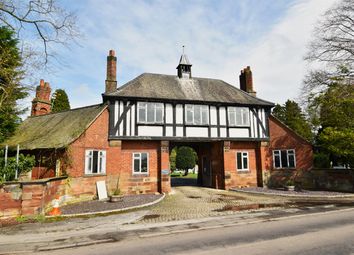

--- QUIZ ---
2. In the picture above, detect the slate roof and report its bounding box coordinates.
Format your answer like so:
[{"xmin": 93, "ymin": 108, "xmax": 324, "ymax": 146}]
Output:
[
  {"xmin": 2, "ymin": 104, "xmax": 107, "ymax": 150},
  {"xmin": 178, "ymin": 54, "xmax": 192, "ymax": 66},
  {"xmin": 105, "ymin": 73, "xmax": 273, "ymax": 106}
]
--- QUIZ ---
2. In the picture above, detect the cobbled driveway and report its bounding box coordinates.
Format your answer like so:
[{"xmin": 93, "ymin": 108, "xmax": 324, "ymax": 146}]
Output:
[{"xmin": 138, "ymin": 186, "xmax": 289, "ymax": 223}]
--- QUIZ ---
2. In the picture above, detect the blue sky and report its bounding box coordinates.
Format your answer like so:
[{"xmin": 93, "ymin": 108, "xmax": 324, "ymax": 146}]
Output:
[{"xmin": 24, "ymin": 0, "xmax": 337, "ymax": 114}]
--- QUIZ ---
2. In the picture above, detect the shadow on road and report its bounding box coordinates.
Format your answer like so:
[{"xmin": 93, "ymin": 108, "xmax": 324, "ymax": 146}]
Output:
[{"xmin": 171, "ymin": 177, "xmax": 198, "ymax": 187}]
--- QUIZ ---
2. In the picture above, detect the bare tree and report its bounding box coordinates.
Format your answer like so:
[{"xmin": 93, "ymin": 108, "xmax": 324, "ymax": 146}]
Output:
[
  {"xmin": 305, "ymin": 0, "xmax": 354, "ymax": 67},
  {"xmin": 0, "ymin": 0, "xmax": 79, "ymax": 64}
]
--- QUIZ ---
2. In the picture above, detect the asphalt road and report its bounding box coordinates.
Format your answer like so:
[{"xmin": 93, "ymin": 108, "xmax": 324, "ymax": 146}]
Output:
[{"xmin": 44, "ymin": 208, "xmax": 354, "ymax": 255}]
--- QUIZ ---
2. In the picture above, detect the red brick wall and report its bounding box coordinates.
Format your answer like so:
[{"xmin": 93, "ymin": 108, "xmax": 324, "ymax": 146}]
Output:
[
  {"xmin": 66, "ymin": 109, "xmax": 162, "ymax": 196},
  {"xmin": 0, "ymin": 177, "xmax": 66, "ymax": 218},
  {"xmin": 0, "ymin": 184, "xmax": 22, "ymax": 218},
  {"xmin": 224, "ymin": 141, "xmax": 258, "ymax": 189},
  {"xmin": 268, "ymin": 116, "xmax": 313, "ymax": 171}
]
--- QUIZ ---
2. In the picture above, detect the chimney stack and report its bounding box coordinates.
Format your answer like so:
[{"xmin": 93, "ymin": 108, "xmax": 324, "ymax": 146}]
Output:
[
  {"xmin": 239, "ymin": 66, "xmax": 256, "ymax": 97},
  {"xmin": 31, "ymin": 79, "xmax": 52, "ymax": 116},
  {"xmin": 105, "ymin": 49, "xmax": 117, "ymax": 93}
]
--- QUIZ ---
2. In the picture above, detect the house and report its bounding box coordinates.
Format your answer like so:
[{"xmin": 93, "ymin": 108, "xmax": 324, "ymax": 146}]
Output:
[{"xmin": 3, "ymin": 50, "xmax": 313, "ymax": 201}]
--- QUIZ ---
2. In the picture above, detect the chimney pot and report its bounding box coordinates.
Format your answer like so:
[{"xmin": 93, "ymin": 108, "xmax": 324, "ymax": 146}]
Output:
[{"xmin": 109, "ymin": 49, "xmax": 115, "ymax": 57}]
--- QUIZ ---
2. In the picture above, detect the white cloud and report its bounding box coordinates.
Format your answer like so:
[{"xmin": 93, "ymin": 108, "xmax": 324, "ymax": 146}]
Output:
[{"xmin": 22, "ymin": 0, "xmax": 337, "ymax": 119}]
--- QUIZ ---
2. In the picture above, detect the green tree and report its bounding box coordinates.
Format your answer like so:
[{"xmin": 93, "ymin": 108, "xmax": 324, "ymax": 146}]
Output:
[
  {"xmin": 303, "ymin": 0, "xmax": 354, "ymax": 167},
  {"xmin": 0, "ymin": 26, "xmax": 27, "ymax": 143},
  {"xmin": 272, "ymin": 100, "xmax": 313, "ymax": 141},
  {"xmin": 314, "ymin": 82, "xmax": 354, "ymax": 166},
  {"xmin": 0, "ymin": 150, "xmax": 35, "ymax": 183},
  {"xmin": 176, "ymin": 146, "xmax": 197, "ymax": 176},
  {"xmin": 169, "ymin": 147, "xmax": 177, "ymax": 172},
  {"xmin": 51, "ymin": 89, "xmax": 70, "ymax": 113}
]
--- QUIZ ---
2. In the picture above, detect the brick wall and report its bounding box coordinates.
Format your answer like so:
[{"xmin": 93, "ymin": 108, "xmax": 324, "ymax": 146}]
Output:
[
  {"xmin": 65, "ymin": 109, "xmax": 163, "ymax": 196},
  {"xmin": 224, "ymin": 141, "xmax": 258, "ymax": 189},
  {"xmin": 268, "ymin": 116, "xmax": 313, "ymax": 171},
  {"xmin": 0, "ymin": 177, "xmax": 66, "ymax": 218}
]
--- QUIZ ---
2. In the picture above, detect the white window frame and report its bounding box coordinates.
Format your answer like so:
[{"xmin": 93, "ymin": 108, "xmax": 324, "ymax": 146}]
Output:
[
  {"xmin": 132, "ymin": 152, "xmax": 149, "ymax": 174},
  {"xmin": 273, "ymin": 149, "xmax": 296, "ymax": 169},
  {"xmin": 236, "ymin": 151, "xmax": 249, "ymax": 171},
  {"xmin": 228, "ymin": 107, "xmax": 250, "ymax": 126},
  {"xmin": 85, "ymin": 150, "xmax": 106, "ymax": 175},
  {"xmin": 185, "ymin": 104, "xmax": 209, "ymax": 125},
  {"xmin": 137, "ymin": 102, "xmax": 164, "ymax": 124}
]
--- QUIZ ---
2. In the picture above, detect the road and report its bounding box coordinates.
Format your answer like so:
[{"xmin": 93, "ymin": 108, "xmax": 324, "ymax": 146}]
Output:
[{"xmin": 43, "ymin": 208, "xmax": 354, "ymax": 255}]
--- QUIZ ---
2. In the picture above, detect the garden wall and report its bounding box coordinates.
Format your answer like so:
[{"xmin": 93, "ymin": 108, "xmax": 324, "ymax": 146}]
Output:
[
  {"xmin": 0, "ymin": 177, "xmax": 67, "ymax": 218},
  {"xmin": 268, "ymin": 169, "xmax": 354, "ymax": 192}
]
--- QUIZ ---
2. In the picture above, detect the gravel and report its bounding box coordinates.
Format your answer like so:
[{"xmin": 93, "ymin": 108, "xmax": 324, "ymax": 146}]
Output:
[
  {"xmin": 232, "ymin": 187, "xmax": 354, "ymax": 197},
  {"xmin": 60, "ymin": 194, "xmax": 163, "ymax": 215}
]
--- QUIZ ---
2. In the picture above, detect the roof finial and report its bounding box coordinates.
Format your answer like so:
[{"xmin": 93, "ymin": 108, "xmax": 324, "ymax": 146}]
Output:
[{"xmin": 182, "ymin": 45, "xmax": 185, "ymax": 54}]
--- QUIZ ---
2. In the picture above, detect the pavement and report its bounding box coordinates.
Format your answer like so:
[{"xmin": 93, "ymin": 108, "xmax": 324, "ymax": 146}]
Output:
[{"xmin": 0, "ymin": 185, "xmax": 353, "ymax": 254}]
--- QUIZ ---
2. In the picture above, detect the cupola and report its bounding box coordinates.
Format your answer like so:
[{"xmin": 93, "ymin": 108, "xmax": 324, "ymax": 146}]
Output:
[{"xmin": 176, "ymin": 46, "xmax": 192, "ymax": 79}]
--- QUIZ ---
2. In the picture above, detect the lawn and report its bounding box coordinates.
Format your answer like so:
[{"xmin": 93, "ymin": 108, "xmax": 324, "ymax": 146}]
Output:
[{"xmin": 170, "ymin": 172, "xmax": 198, "ymax": 179}]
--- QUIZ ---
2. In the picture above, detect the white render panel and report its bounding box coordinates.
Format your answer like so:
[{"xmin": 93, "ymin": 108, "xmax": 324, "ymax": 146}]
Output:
[
  {"xmin": 166, "ymin": 126, "xmax": 173, "ymax": 136},
  {"xmin": 126, "ymin": 102, "xmax": 131, "ymax": 136},
  {"xmin": 220, "ymin": 128, "xmax": 227, "ymax": 137},
  {"xmin": 166, "ymin": 104, "xmax": 173, "ymax": 123},
  {"xmin": 138, "ymin": 126, "xmax": 163, "ymax": 136},
  {"xmin": 229, "ymin": 128, "xmax": 249, "ymax": 138},
  {"xmin": 210, "ymin": 106, "xmax": 217, "ymax": 125},
  {"xmin": 114, "ymin": 101, "xmax": 119, "ymax": 136},
  {"xmin": 211, "ymin": 127, "xmax": 218, "ymax": 137},
  {"xmin": 176, "ymin": 104, "xmax": 183, "ymax": 124},
  {"xmin": 176, "ymin": 127, "xmax": 183, "ymax": 136},
  {"xmin": 186, "ymin": 127, "xmax": 208, "ymax": 137},
  {"xmin": 253, "ymin": 110, "xmax": 258, "ymax": 138},
  {"xmin": 219, "ymin": 107, "xmax": 226, "ymax": 125},
  {"xmin": 131, "ymin": 104, "xmax": 135, "ymax": 136},
  {"xmin": 262, "ymin": 109, "xmax": 266, "ymax": 138},
  {"xmin": 119, "ymin": 101, "xmax": 124, "ymax": 136},
  {"xmin": 249, "ymin": 110, "xmax": 254, "ymax": 137}
]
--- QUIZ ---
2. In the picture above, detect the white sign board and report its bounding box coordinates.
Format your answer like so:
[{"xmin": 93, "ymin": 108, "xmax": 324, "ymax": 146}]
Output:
[{"xmin": 96, "ymin": 181, "xmax": 108, "ymax": 200}]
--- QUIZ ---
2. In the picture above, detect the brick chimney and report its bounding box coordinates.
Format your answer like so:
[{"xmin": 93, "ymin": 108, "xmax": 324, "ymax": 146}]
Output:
[
  {"xmin": 105, "ymin": 49, "xmax": 117, "ymax": 93},
  {"xmin": 31, "ymin": 79, "xmax": 52, "ymax": 116},
  {"xmin": 239, "ymin": 66, "xmax": 256, "ymax": 97}
]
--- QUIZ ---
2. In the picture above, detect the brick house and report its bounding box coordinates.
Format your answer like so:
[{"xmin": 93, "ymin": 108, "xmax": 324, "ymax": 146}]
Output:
[{"xmin": 3, "ymin": 50, "xmax": 313, "ymax": 200}]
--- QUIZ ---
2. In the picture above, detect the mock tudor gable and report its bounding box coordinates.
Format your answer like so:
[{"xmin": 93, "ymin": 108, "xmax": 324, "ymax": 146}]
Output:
[{"xmin": 103, "ymin": 52, "xmax": 274, "ymax": 142}]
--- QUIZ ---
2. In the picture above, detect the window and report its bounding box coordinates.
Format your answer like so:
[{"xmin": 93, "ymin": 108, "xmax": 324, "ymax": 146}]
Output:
[
  {"xmin": 185, "ymin": 104, "xmax": 209, "ymax": 125},
  {"xmin": 85, "ymin": 150, "xmax": 106, "ymax": 174},
  {"xmin": 133, "ymin": 153, "xmax": 149, "ymax": 174},
  {"xmin": 228, "ymin": 107, "xmax": 250, "ymax": 126},
  {"xmin": 273, "ymin": 149, "xmax": 296, "ymax": 169},
  {"xmin": 138, "ymin": 102, "xmax": 163, "ymax": 123},
  {"xmin": 236, "ymin": 152, "xmax": 249, "ymax": 171}
]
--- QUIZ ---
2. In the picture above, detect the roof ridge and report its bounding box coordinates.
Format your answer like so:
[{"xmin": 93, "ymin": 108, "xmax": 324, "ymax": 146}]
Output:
[{"xmin": 28, "ymin": 103, "xmax": 105, "ymax": 119}]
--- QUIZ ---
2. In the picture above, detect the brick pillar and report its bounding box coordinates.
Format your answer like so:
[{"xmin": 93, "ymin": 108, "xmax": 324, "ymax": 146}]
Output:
[
  {"xmin": 160, "ymin": 141, "xmax": 171, "ymax": 193},
  {"xmin": 257, "ymin": 141, "xmax": 269, "ymax": 187},
  {"xmin": 223, "ymin": 141, "xmax": 233, "ymax": 190}
]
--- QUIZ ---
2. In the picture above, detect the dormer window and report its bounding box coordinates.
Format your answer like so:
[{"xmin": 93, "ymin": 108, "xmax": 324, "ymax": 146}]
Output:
[{"xmin": 138, "ymin": 102, "xmax": 164, "ymax": 124}]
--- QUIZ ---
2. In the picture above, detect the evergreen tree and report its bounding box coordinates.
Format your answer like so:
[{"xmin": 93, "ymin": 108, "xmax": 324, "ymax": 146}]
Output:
[
  {"xmin": 272, "ymin": 100, "xmax": 313, "ymax": 141},
  {"xmin": 0, "ymin": 26, "xmax": 27, "ymax": 143},
  {"xmin": 176, "ymin": 146, "xmax": 197, "ymax": 176},
  {"xmin": 51, "ymin": 89, "xmax": 70, "ymax": 113}
]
